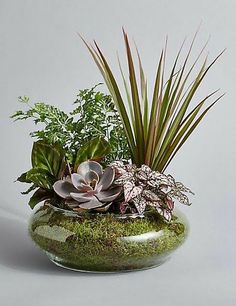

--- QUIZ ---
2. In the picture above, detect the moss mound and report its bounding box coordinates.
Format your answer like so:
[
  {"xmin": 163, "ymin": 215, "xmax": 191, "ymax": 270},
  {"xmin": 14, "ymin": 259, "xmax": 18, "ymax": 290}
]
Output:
[{"xmin": 29, "ymin": 204, "xmax": 188, "ymax": 272}]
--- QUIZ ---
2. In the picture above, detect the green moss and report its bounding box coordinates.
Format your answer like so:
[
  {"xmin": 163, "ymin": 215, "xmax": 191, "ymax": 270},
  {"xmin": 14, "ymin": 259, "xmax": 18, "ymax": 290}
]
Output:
[{"xmin": 29, "ymin": 204, "xmax": 188, "ymax": 272}]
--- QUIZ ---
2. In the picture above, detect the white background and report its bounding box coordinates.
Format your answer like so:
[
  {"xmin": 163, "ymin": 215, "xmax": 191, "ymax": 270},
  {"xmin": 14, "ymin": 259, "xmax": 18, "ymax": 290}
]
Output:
[{"xmin": 0, "ymin": 0, "xmax": 235, "ymax": 305}]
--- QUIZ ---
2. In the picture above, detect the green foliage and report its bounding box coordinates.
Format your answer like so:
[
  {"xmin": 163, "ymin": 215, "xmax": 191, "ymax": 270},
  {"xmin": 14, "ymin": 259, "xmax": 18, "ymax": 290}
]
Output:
[
  {"xmin": 28, "ymin": 188, "xmax": 54, "ymax": 209},
  {"xmin": 71, "ymin": 84, "xmax": 131, "ymax": 163},
  {"xmin": 82, "ymin": 31, "xmax": 224, "ymax": 171},
  {"xmin": 17, "ymin": 140, "xmax": 67, "ymax": 208},
  {"xmin": 11, "ymin": 85, "xmax": 131, "ymax": 165},
  {"xmin": 31, "ymin": 141, "xmax": 66, "ymax": 178},
  {"xmin": 74, "ymin": 137, "xmax": 110, "ymax": 169},
  {"xmin": 21, "ymin": 184, "xmax": 37, "ymax": 195},
  {"xmin": 12, "ymin": 86, "xmax": 131, "ymax": 209},
  {"xmin": 17, "ymin": 171, "xmax": 32, "ymax": 183},
  {"xmin": 26, "ymin": 168, "xmax": 55, "ymax": 190}
]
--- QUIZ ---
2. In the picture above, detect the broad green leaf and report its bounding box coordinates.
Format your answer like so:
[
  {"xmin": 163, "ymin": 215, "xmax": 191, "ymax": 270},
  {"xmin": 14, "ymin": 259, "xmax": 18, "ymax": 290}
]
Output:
[
  {"xmin": 26, "ymin": 168, "xmax": 55, "ymax": 189},
  {"xmin": 31, "ymin": 141, "xmax": 66, "ymax": 178},
  {"xmin": 28, "ymin": 188, "xmax": 53, "ymax": 209},
  {"xmin": 21, "ymin": 184, "xmax": 37, "ymax": 195},
  {"xmin": 17, "ymin": 171, "xmax": 32, "ymax": 183},
  {"xmin": 75, "ymin": 137, "xmax": 111, "ymax": 168}
]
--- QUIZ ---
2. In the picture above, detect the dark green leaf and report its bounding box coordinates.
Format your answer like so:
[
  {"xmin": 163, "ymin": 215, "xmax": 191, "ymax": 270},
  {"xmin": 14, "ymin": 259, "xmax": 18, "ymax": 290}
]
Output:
[
  {"xmin": 75, "ymin": 137, "xmax": 111, "ymax": 169},
  {"xmin": 28, "ymin": 188, "xmax": 53, "ymax": 209},
  {"xmin": 21, "ymin": 184, "xmax": 37, "ymax": 195},
  {"xmin": 26, "ymin": 168, "xmax": 55, "ymax": 189},
  {"xmin": 17, "ymin": 171, "xmax": 32, "ymax": 183},
  {"xmin": 31, "ymin": 141, "xmax": 66, "ymax": 178}
]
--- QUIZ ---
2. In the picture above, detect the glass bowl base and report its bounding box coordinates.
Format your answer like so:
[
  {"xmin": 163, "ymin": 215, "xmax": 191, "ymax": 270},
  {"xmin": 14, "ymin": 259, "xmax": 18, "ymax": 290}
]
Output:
[{"xmin": 47, "ymin": 253, "xmax": 170, "ymax": 273}]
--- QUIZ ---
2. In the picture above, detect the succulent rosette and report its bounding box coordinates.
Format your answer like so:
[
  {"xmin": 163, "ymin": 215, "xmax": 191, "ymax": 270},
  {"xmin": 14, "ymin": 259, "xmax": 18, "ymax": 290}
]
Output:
[
  {"xmin": 53, "ymin": 161, "xmax": 122, "ymax": 211},
  {"xmin": 110, "ymin": 161, "xmax": 194, "ymax": 221}
]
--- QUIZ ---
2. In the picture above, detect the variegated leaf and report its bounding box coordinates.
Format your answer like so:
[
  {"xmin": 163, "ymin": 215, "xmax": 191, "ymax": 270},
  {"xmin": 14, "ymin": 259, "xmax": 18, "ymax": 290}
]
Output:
[
  {"xmin": 109, "ymin": 160, "xmax": 125, "ymax": 168},
  {"xmin": 142, "ymin": 189, "xmax": 160, "ymax": 202},
  {"xmin": 167, "ymin": 174, "xmax": 176, "ymax": 186},
  {"xmin": 165, "ymin": 196, "xmax": 174, "ymax": 210},
  {"xmin": 132, "ymin": 195, "xmax": 147, "ymax": 214},
  {"xmin": 126, "ymin": 164, "xmax": 137, "ymax": 172},
  {"xmin": 169, "ymin": 190, "xmax": 191, "ymax": 206},
  {"xmin": 109, "ymin": 161, "xmax": 126, "ymax": 176},
  {"xmin": 119, "ymin": 201, "xmax": 128, "ymax": 214},
  {"xmin": 136, "ymin": 164, "xmax": 152, "ymax": 181},
  {"xmin": 124, "ymin": 181, "xmax": 143, "ymax": 202},
  {"xmin": 156, "ymin": 207, "xmax": 172, "ymax": 222},
  {"xmin": 114, "ymin": 172, "xmax": 134, "ymax": 185},
  {"xmin": 175, "ymin": 181, "xmax": 194, "ymax": 194},
  {"xmin": 147, "ymin": 171, "xmax": 170, "ymax": 188}
]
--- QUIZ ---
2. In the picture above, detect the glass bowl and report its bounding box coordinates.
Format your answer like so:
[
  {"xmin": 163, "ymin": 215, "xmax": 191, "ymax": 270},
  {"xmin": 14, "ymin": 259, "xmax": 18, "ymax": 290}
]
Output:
[{"xmin": 29, "ymin": 202, "xmax": 189, "ymax": 273}]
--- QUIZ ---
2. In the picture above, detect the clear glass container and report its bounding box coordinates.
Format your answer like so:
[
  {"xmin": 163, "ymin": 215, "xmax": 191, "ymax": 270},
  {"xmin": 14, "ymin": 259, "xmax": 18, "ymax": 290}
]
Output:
[{"xmin": 29, "ymin": 202, "xmax": 189, "ymax": 273}]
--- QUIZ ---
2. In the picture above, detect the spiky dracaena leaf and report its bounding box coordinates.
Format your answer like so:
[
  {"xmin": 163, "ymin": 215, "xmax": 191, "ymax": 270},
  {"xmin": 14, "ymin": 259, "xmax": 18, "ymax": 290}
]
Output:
[{"xmin": 81, "ymin": 30, "xmax": 224, "ymax": 171}]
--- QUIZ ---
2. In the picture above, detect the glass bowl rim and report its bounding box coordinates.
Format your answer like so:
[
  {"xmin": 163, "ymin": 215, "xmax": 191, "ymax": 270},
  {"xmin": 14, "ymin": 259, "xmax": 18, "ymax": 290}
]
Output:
[{"xmin": 41, "ymin": 201, "xmax": 146, "ymax": 220}]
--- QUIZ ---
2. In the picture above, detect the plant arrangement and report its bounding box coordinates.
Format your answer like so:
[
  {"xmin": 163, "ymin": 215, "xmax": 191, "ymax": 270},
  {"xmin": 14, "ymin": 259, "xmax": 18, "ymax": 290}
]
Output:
[
  {"xmin": 12, "ymin": 85, "xmax": 130, "ymax": 209},
  {"xmin": 12, "ymin": 30, "xmax": 223, "ymax": 272}
]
